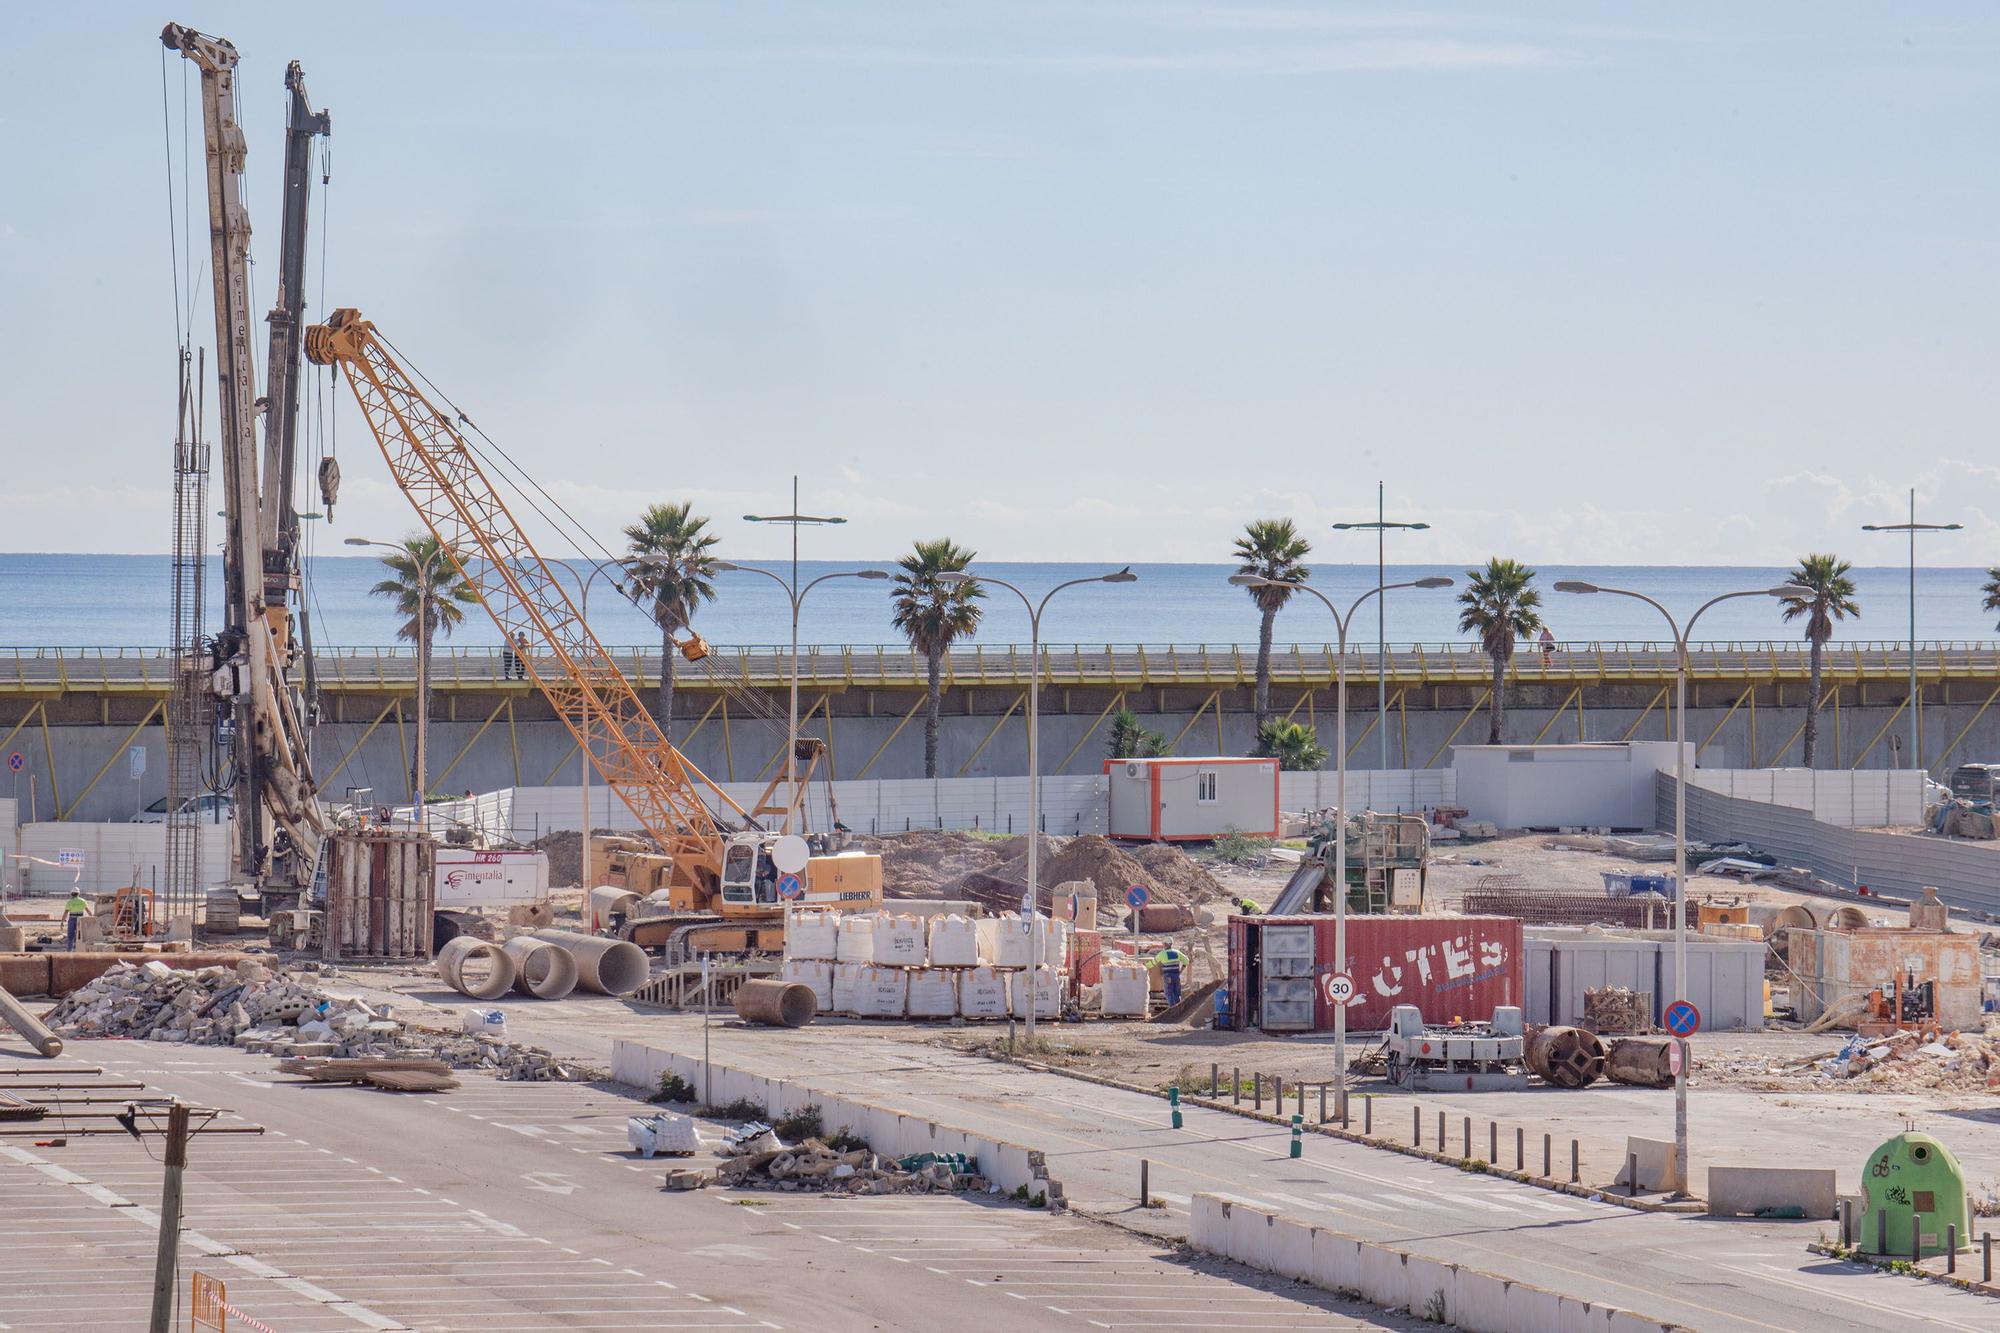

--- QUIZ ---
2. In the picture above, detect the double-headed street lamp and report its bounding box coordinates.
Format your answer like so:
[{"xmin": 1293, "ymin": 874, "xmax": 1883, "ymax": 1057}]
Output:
[
  {"xmin": 1555, "ymin": 578, "xmax": 1808, "ymax": 1194},
  {"xmin": 1862, "ymin": 488, "xmax": 1962, "ymax": 770},
  {"xmin": 345, "ymin": 535, "xmax": 453, "ymax": 823},
  {"xmin": 940, "ymin": 567, "xmax": 1138, "ymax": 1040},
  {"xmin": 1230, "ymin": 573, "xmax": 1452, "ymax": 1116},
  {"xmin": 1332, "ymin": 483, "xmax": 1432, "ymax": 769},
  {"xmin": 713, "ymin": 562, "xmax": 891, "ymax": 833}
]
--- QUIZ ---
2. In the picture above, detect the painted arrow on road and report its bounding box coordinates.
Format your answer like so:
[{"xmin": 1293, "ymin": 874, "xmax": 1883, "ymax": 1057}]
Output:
[{"xmin": 519, "ymin": 1171, "xmax": 577, "ymax": 1196}]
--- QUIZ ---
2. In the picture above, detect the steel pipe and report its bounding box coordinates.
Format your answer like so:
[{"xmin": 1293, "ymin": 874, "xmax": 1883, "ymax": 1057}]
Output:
[
  {"xmin": 531, "ymin": 930, "xmax": 649, "ymax": 995},
  {"xmin": 502, "ymin": 937, "xmax": 578, "ymax": 1000},
  {"xmin": 0, "ymin": 983, "xmax": 62, "ymax": 1058},
  {"xmin": 1524, "ymin": 1026, "xmax": 1607, "ymax": 1088},
  {"xmin": 731, "ymin": 979, "xmax": 816, "ymax": 1028},
  {"xmin": 436, "ymin": 937, "xmax": 517, "ymax": 1000}
]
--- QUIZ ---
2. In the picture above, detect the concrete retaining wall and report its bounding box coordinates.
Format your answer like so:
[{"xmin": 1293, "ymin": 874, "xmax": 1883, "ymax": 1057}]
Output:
[
  {"xmin": 1707, "ymin": 1166, "xmax": 1837, "ymax": 1219},
  {"xmin": 9, "ymin": 820, "xmax": 233, "ymax": 896},
  {"xmin": 1686, "ymin": 768, "xmax": 1925, "ymax": 828},
  {"xmin": 1190, "ymin": 1193, "xmax": 1677, "ymax": 1332},
  {"xmin": 610, "ymin": 1039, "xmax": 1052, "ymax": 1200}
]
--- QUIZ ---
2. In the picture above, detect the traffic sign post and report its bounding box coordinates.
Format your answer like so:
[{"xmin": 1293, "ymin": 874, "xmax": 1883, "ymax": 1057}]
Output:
[
  {"xmin": 1663, "ymin": 1000, "xmax": 1701, "ymax": 1038},
  {"xmin": 6, "ymin": 752, "xmax": 22, "ymax": 772},
  {"xmin": 776, "ymin": 872, "xmax": 804, "ymax": 902},
  {"xmin": 1661, "ymin": 999, "xmax": 1701, "ymax": 1195},
  {"xmin": 1125, "ymin": 885, "xmax": 1149, "ymax": 959},
  {"xmin": 1319, "ymin": 971, "xmax": 1355, "ymax": 1006}
]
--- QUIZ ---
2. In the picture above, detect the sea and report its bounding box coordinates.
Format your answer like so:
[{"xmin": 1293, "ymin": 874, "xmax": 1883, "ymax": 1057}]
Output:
[{"xmin": 0, "ymin": 555, "xmax": 1994, "ymax": 651}]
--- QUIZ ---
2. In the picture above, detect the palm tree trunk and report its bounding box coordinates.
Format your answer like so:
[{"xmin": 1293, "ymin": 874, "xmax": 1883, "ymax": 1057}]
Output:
[
  {"xmin": 1803, "ymin": 637, "xmax": 1823, "ymax": 767},
  {"xmin": 1254, "ymin": 605, "xmax": 1275, "ymax": 727},
  {"xmin": 1488, "ymin": 652, "xmax": 1506, "ymax": 744},
  {"xmin": 924, "ymin": 652, "xmax": 942, "ymax": 779},
  {"xmin": 413, "ymin": 608, "xmax": 431, "ymax": 803},
  {"xmin": 662, "ymin": 634, "xmax": 678, "ymax": 744}
]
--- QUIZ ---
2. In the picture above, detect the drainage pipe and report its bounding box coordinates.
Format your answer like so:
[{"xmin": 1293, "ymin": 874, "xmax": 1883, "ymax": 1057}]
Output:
[
  {"xmin": 437, "ymin": 937, "xmax": 517, "ymax": 1000},
  {"xmin": 0, "ymin": 982, "xmax": 63, "ymax": 1058},
  {"xmin": 732, "ymin": 980, "xmax": 816, "ymax": 1028},
  {"xmin": 502, "ymin": 937, "xmax": 579, "ymax": 1000},
  {"xmin": 531, "ymin": 930, "xmax": 649, "ymax": 995}
]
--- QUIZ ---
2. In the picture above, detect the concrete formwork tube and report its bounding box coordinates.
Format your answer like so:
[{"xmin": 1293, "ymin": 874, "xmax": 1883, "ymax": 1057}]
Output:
[
  {"xmin": 437, "ymin": 936, "xmax": 518, "ymax": 1000},
  {"xmin": 1824, "ymin": 905, "xmax": 1869, "ymax": 931},
  {"xmin": 1605, "ymin": 1037, "xmax": 1675, "ymax": 1088},
  {"xmin": 532, "ymin": 930, "xmax": 649, "ymax": 995},
  {"xmin": 733, "ymin": 980, "xmax": 817, "ymax": 1028},
  {"xmin": 0, "ymin": 982, "xmax": 64, "ymax": 1058},
  {"xmin": 1525, "ymin": 1025, "xmax": 1606, "ymax": 1089},
  {"xmin": 503, "ymin": 937, "xmax": 579, "ymax": 1000}
]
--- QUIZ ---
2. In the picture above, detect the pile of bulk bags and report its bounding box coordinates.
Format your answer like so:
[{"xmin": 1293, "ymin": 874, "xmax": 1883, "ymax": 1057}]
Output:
[{"xmin": 780, "ymin": 907, "xmax": 1074, "ymax": 1021}]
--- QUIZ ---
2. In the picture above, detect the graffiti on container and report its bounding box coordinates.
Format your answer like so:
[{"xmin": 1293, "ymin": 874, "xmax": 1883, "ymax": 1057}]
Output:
[{"xmin": 1357, "ymin": 934, "xmax": 1510, "ymax": 1005}]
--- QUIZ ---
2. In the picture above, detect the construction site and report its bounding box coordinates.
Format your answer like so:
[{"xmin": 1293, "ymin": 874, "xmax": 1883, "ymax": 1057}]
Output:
[{"xmin": 7, "ymin": 13, "xmax": 2000, "ymax": 1333}]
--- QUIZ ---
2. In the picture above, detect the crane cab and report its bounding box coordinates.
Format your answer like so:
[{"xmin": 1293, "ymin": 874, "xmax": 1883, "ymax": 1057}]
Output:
[{"xmin": 716, "ymin": 833, "xmax": 781, "ymax": 914}]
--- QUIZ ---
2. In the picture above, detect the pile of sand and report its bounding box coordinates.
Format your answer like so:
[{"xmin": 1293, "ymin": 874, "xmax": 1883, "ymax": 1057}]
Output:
[
  {"xmin": 1129, "ymin": 841, "xmax": 1226, "ymax": 904},
  {"xmin": 529, "ymin": 828, "xmax": 631, "ymax": 888},
  {"xmin": 936, "ymin": 834, "xmax": 1226, "ymax": 910},
  {"xmin": 851, "ymin": 830, "xmax": 1008, "ymax": 896}
]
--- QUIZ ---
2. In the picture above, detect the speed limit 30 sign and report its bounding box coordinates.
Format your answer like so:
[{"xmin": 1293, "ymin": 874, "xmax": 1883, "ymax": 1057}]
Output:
[{"xmin": 1319, "ymin": 972, "xmax": 1355, "ymax": 1004}]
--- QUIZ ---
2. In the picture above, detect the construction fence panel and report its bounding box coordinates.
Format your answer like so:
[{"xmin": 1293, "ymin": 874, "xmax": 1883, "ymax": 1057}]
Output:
[
  {"xmin": 13, "ymin": 820, "xmax": 233, "ymax": 896},
  {"xmin": 1662, "ymin": 774, "xmax": 2000, "ymax": 918},
  {"xmin": 1684, "ymin": 768, "xmax": 1924, "ymax": 828},
  {"xmin": 1277, "ymin": 769, "xmax": 1457, "ymax": 815}
]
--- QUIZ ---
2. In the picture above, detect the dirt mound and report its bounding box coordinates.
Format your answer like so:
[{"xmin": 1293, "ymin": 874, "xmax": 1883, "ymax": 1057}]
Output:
[
  {"xmin": 1129, "ymin": 842, "xmax": 1226, "ymax": 904},
  {"xmin": 851, "ymin": 830, "xmax": 1007, "ymax": 897},
  {"xmin": 529, "ymin": 828, "xmax": 631, "ymax": 888}
]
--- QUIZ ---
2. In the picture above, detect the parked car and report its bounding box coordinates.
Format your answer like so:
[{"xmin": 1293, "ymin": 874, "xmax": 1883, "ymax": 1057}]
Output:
[{"xmin": 131, "ymin": 793, "xmax": 234, "ymax": 824}]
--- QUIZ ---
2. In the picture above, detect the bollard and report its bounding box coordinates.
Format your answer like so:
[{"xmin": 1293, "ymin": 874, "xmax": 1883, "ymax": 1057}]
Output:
[
  {"xmin": 1877, "ymin": 1207, "xmax": 1886, "ymax": 1257},
  {"xmin": 1362, "ymin": 1096, "xmax": 1371, "ymax": 1136},
  {"xmin": 1516, "ymin": 1126, "xmax": 1524, "ymax": 1172},
  {"xmin": 1211, "ymin": 1063, "xmax": 1219, "ymax": 1098},
  {"xmin": 1837, "ymin": 1199, "xmax": 1851, "ymax": 1246},
  {"xmin": 1140, "ymin": 1158, "xmax": 1149, "ymax": 1206},
  {"xmin": 1274, "ymin": 1076, "xmax": 1284, "ymax": 1110},
  {"xmin": 1948, "ymin": 1224, "xmax": 1956, "ymax": 1274},
  {"xmin": 1912, "ymin": 1215, "xmax": 1923, "ymax": 1265},
  {"xmin": 1543, "ymin": 1133, "xmax": 1551, "ymax": 1179},
  {"xmin": 1296, "ymin": 1085, "xmax": 1305, "ymax": 1119},
  {"xmin": 1168, "ymin": 1086, "xmax": 1183, "ymax": 1131},
  {"xmin": 1233, "ymin": 1067, "xmax": 1241, "ymax": 1105},
  {"xmin": 1570, "ymin": 1140, "xmax": 1579, "ymax": 1185},
  {"xmin": 1437, "ymin": 1111, "xmax": 1446, "ymax": 1152},
  {"xmin": 1463, "ymin": 1115, "xmax": 1472, "ymax": 1160},
  {"xmin": 1983, "ymin": 1232, "xmax": 1991, "ymax": 1283},
  {"xmin": 1254, "ymin": 1076, "xmax": 1262, "ymax": 1112},
  {"xmin": 1628, "ymin": 1152, "xmax": 1640, "ymax": 1198},
  {"xmin": 1414, "ymin": 1106, "xmax": 1421, "ymax": 1147},
  {"xmin": 1319, "ymin": 1085, "xmax": 1327, "ymax": 1124},
  {"xmin": 1289, "ymin": 1114, "xmax": 1303, "ymax": 1160},
  {"xmin": 1489, "ymin": 1121, "xmax": 1498, "ymax": 1164}
]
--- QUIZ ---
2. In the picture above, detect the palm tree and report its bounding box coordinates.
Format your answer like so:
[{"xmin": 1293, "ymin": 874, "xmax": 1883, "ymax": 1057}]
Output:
[
  {"xmin": 1455, "ymin": 558, "xmax": 1543, "ymax": 744},
  {"xmin": 890, "ymin": 538, "xmax": 984, "ymax": 778},
  {"xmin": 1253, "ymin": 718, "xmax": 1328, "ymax": 771},
  {"xmin": 1982, "ymin": 567, "xmax": 2000, "ymax": 627},
  {"xmin": 366, "ymin": 534, "xmax": 479, "ymax": 800},
  {"xmin": 1106, "ymin": 707, "xmax": 1166, "ymax": 761},
  {"xmin": 1233, "ymin": 519, "xmax": 1312, "ymax": 727},
  {"xmin": 621, "ymin": 501, "xmax": 719, "ymax": 742},
  {"xmin": 1779, "ymin": 554, "xmax": 1860, "ymax": 767}
]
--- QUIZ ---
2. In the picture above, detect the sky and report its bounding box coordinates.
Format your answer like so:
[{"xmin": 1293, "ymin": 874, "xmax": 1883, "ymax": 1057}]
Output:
[{"xmin": 3, "ymin": 3, "xmax": 1999, "ymax": 568}]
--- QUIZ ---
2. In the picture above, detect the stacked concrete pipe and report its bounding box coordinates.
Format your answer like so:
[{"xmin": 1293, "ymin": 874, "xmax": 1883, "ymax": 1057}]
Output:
[
  {"xmin": 530, "ymin": 930, "xmax": 648, "ymax": 996},
  {"xmin": 502, "ymin": 937, "xmax": 579, "ymax": 1000},
  {"xmin": 437, "ymin": 936, "xmax": 518, "ymax": 1000}
]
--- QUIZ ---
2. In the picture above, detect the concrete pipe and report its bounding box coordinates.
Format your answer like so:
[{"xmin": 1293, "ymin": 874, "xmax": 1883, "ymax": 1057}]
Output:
[
  {"xmin": 588, "ymin": 886, "xmax": 642, "ymax": 933},
  {"xmin": 437, "ymin": 936, "xmax": 518, "ymax": 1000},
  {"xmin": 733, "ymin": 979, "xmax": 817, "ymax": 1028},
  {"xmin": 531, "ymin": 930, "xmax": 649, "ymax": 995},
  {"xmin": 1824, "ymin": 905, "xmax": 1869, "ymax": 931},
  {"xmin": 503, "ymin": 937, "xmax": 579, "ymax": 1000},
  {"xmin": 1525, "ymin": 1025, "xmax": 1607, "ymax": 1089},
  {"xmin": 1605, "ymin": 1037, "xmax": 1676, "ymax": 1089},
  {"xmin": 0, "ymin": 982, "xmax": 63, "ymax": 1058},
  {"xmin": 1768, "ymin": 904, "xmax": 1818, "ymax": 939}
]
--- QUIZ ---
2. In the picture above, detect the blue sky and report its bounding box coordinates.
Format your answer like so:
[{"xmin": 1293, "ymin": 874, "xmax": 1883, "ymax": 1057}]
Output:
[{"xmin": 4, "ymin": 3, "xmax": 1998, "ymax": 566}]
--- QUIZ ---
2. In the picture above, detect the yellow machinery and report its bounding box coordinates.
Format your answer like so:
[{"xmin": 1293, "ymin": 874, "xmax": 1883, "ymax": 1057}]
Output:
[{"xmin": 304, "ymin": 309, "xmax": 877, "ymax": 961}]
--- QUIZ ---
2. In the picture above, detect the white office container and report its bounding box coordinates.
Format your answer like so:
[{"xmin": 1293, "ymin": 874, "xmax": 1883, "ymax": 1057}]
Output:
[
  {"xmin": 872, "ymin": 914, "xmax": 926, "ymax": 966},
  {"xmin": 906, "ymin": 969, "xmax": 959, "ymax": 1017},
  {"xmin": 1008, "ymin": 966, "xmax": 1061, "ymax": 1019},
  {"xmin": 959, "ymin": 967, "xmax": 1009, "ymax": 1017},
  {"xmin": 781, "ymin": 959, "xmax": 834, "ymax": 1012},
  {"xmin": 927, "ymin": 914, "xmax": 979, "ymax": 967},
  {"xmin": 1099, "ymin": 959, "xmax": 1151, "ymax": 1018},
  {"xmin": 836, "ymin": 914, "xmax": 877, "ymax": 963},
  {"xmin": 786, "ymin": 912, "xmax": 840, "ymax": 961}
]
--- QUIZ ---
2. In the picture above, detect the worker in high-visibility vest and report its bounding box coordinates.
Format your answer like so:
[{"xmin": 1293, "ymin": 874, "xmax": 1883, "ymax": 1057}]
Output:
[
  {"xmin": 1235, "ymin": 896, "xmax": 1260, "ymax": 916},
  {"xmin": 1153, "ymin": 944, "xmax": 1188, "ymax": 1007},
  {"xmin": 63, "ymin": 892, "xmax": 90, "ymax": 951}
]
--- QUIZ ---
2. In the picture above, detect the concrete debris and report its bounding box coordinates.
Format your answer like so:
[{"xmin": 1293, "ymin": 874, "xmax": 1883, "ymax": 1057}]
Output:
[
  {"xmin": 278, "ymin": 1056, "xmax": 461, "ymax": 1093},
  {"xmin": 1705, "ymin": 1029, "xmax": 2000, "ymax": 1093},
  {"xmin": 716, "ymin": 1132, "xmax": 989, "ymax": 1195},
  {"xmin": 40, "ymin": 960, "xmax": 583, "ymax": 1082}
]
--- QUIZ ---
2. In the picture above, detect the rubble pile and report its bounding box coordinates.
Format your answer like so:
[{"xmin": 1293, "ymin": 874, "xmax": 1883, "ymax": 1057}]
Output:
[
  {"xmin": 1703, "ymin": 1029, "xmax": 2000, "ymax": 1093},
  {"xmin": 42, "ymin": 960, "xmax": 582, "ymax": 1082},
  {"xmin": 716, "ymin": 1122, "xmax": 988, "ymax": 1195}
]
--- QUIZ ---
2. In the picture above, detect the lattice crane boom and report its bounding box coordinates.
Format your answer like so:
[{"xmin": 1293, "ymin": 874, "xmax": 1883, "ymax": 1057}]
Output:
[{"xmin": 303, "ymin": 308, "xmax": 752, "ymax": 888}]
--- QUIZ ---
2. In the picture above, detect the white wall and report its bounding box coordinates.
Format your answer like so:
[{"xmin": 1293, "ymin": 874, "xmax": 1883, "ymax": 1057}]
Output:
[
  {"xmin": 13, "ymin": 820, "xmax": 233, "ymax": 896},
  {"xmin": 1277, "ymin": 769, "xmax": 1457, "ymax": 814},
  {"xmin": 1686, "ymin": 768, "xmax": 1924, "ymax": 828},
  {"xmin": 1453, "ymin": 742, "xmax": 1685, "ymax": 829}
]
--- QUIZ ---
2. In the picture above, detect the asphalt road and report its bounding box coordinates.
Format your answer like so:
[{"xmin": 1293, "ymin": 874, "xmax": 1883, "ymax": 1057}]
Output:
[
  {"xmin": 611, "ymin": 1018, "xmax": 2000, "ymax": 1333},
  {"xmin": 0, "ymin": 1041, "xmax": 1419, "ymax": 1332}
]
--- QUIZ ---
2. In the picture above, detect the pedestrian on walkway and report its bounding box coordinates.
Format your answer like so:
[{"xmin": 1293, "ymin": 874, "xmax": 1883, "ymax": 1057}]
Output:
[
  {"xmin": 1153, "ymin": 943, "xmax": 1188, "ymax": 1007},
  {"xmin": 1539, "ymin": 625, "xmax": 1556, "ymax": 665},
  {"xmin": 63, "ymin": 890, "xmax": 90, "ymax": 951}
]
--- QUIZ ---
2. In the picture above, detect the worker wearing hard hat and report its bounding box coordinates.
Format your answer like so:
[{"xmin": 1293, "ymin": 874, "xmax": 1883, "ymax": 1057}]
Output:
[
  {"xmin": 63, "ymin": 892, "xmax": 90, "ymax": 951},
  {"xmin": 1153, "ymin": 944, "xmax": 1189, "ymax": 1007}
]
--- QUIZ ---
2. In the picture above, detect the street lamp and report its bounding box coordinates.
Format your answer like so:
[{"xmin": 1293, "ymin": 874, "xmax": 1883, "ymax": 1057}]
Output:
[
  {"xmin": 713, "ymin": 562, "xmax": 891, "ymax": 832},
  {"xmin": 346, "ymin": 535, "xmax": 452, "ymax": 824},
  {"xmin": 745, "ymin": 477, "xmax": 851, "ymax": 836},
  {"xmin": 1862, "ymin": 489, "xmax": 1962, "ymax": 770},
  {"xmin": 1556, "ymin": 577, "xmax": 1808, "ymax": 1193},
  {"xmin": 1332, "ymin": 484, "xmax": 1431, "ymax": 769},
  {"xmin": 940, "ymin": 566, "xmax": 1138, "ymax": 1039},
  {"xmin": 1230, "ymin": 572, "xmax": 1452, "ymax": 1118}
]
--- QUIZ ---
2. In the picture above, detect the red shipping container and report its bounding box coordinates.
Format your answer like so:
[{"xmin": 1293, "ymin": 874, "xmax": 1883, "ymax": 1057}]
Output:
[{"xmin": 1227, "ymin": 915, "xmax": 1524, "ymax": 1033}]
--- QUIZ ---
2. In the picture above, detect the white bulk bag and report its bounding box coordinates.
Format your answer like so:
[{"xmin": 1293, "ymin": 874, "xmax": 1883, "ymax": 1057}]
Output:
[
  {"xmin": 872, "ymin": 913, "xmax": 926, "ymax": 967},
  {"xmin": 991, "ymin": 913, "xmax": 1036, "ymax": 969},
  {"xmin": 832, "ymin": 962, "xmax": 869, "ymax": 1015},
  {"xmin": 835, "ymin": 914, "xmax": 877, "ymax": 963},
  {"xmin": 906, "ymin": 968, "xmax": 958, "ymax": 1018},
  {"xmin": 786, "ymin": 912, "xmax": 840, "ymax": 961},
  {"xmin": 782, "ymin": 959, "xmax": 834, "ymax": 1012},
  {"xmin": 858, "ymin": 965, "xmax": 909, "ymax": 1018},
  {"xmin": 926, "ymin": 914, "xmax": 979, "ymax": 967},
  {"xmin": 1008, "ymin": 966, "xmax": 1061, "ymax": 1019},
  {"xmin": 1099, "ymin": 959, "xmax": 1151, "ymax": 1018},
  {"xmin": 958, "ymin": 966, "xmax": 1009, "ymax": 1017}
]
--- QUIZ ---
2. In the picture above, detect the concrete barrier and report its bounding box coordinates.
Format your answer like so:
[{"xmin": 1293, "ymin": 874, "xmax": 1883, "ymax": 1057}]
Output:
[
  {"xmin": 1190, "ymin": 1193, "xmax": 1680, "ymax": 1332},
  {"xmin": 1613, "ymin": 1137, "xmax": 1679, "ymax": 1193},
  {"xmin": 1706, "ymin": 1166, "xmax": 1837, "ymax": 1220}
]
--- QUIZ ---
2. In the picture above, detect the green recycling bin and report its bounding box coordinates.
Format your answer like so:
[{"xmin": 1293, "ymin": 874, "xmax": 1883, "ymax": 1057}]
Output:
[{"xmin": 1860, "ymin": 1131, "xmax": 1968, "ymax": 1258}]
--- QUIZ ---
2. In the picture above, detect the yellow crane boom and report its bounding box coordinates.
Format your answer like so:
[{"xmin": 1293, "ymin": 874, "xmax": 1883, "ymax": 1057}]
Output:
[{"xmin": 303, "ymin": 308, "xmax": 750, "ymax": 890}]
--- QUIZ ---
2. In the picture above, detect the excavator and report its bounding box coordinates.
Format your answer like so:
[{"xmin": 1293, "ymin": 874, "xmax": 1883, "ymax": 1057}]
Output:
[{"xmin": 302, "ymin": 309, "xmax": 879, "ymax": 962}]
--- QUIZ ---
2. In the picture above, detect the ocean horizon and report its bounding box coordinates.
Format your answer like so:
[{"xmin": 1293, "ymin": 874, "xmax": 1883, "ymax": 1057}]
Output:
[{"xmin": 5, "ymin": 554, "xmax": 1999, "ymax": 651}]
